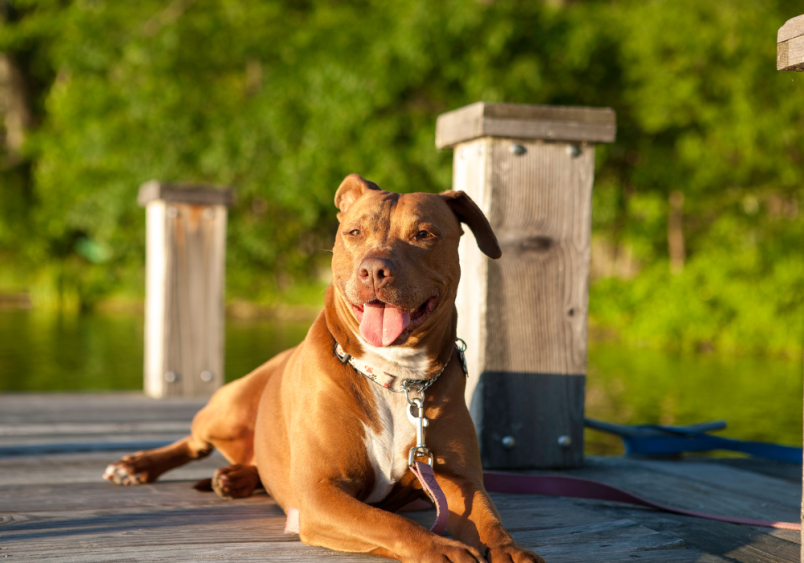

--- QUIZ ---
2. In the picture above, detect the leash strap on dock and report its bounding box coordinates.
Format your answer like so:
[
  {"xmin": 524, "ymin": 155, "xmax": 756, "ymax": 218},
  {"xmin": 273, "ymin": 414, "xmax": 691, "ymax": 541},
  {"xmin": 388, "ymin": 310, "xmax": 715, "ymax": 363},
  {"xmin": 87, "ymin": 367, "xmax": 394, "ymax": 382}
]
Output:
[
  {"xmin": 411, "ymin": 461, "xmax": 449, "ymax": 535},
  {"xmin": 482, "ymin": 471, "xmax": 801, "ymax": 531},
  {"xmin": 285, "ymin": 470, "xmax": 800, "ymax": 535}
]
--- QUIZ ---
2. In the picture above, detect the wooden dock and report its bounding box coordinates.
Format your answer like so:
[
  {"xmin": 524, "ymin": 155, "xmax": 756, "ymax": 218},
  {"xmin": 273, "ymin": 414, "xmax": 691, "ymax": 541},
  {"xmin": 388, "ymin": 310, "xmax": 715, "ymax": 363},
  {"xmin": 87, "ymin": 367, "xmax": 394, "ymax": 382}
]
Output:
[{"xmin": 0, "ymin": 393, "xmax": 800, "ymax": 562}]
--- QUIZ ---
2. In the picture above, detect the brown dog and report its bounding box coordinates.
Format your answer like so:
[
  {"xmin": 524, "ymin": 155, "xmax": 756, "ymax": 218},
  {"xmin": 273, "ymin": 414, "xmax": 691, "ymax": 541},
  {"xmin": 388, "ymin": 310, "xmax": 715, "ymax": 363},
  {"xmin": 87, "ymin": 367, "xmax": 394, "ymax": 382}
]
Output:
[{"xmin": 104, "ymin": 174, "xmax": 544, "ymax": 563}]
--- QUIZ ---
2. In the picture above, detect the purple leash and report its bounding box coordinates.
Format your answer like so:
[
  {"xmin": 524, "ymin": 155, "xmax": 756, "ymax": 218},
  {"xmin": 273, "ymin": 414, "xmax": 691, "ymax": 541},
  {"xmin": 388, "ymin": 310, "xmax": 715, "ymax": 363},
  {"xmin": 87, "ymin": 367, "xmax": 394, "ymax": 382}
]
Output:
[
  {"xmin": 482, "ymin": 471, "xmax": 801, "ymax": 531},
  {"xmin": 286, "ymin": 467, "xmax": 800, "ymax": 535},
  {"xmin": 411, "ymin": 461, "xmax": 450, "ymax": 535}
]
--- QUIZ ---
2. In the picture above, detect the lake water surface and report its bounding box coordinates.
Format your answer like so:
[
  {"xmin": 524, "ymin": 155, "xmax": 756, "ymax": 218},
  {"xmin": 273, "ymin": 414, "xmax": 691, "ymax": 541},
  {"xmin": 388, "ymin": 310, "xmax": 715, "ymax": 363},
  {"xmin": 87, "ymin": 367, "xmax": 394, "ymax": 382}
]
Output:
[{"xmin": 0, "ymin": 309, "xmax": 799, "ymax": 454}]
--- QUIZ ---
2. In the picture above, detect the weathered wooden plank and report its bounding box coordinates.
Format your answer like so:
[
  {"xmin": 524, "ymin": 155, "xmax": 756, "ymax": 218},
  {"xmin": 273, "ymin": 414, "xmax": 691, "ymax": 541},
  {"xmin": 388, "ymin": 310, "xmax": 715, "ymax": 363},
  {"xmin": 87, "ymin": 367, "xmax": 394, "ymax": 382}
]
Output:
[
  {"xmin": 641, "ymin": 459, "xmax": 800, "ymax": 509},
  {"xmin": 778, "ymin": 14, "xmax": 804, "ymax": 43},
  {"xmin": 436, "ymin": 102, "xmax": 616, "ymax": 148},
  {"xmin": 0, "ymin": 394, "xmax": 797, "ymax": 562},
  {"xmin": 777, "ymin": 35, "xmax": 804, "ymax": 72},
  {"xmin": 517, "ymin": 546, "xmax": 700, "ymax": 563},
  {"xmin": 690, "ymin": 457, "xmax": 801, "ymax": 483},
  {"xmin": 603, "ymin": 458, "xmax": 802, "ymax": 509},
  {"xmin": 493, "ymin": 494, "xmax": 613, "ymax": 531},
  {"xmin": 0, "ymin": 421, "xmax": 190, "ymax": 436},
  {"xmin": 0, "ymin": 479, "xmax": 277, "ymax": 512},
  {"xmin": 1, "ymin": 505, "xmax": 290, "ymax": 549},
  {"xmin": 562, "ymin": 457, "xmax": 800, "ymax": 523},
  {"xmin": 514, "ymin": 518, "xmax": 685, "ymax": 551},
  {"xmin": 1, "ymin": 477, "xmax": 703, "ymax": 561},
  {"xmin": 455, "ymin": 135, "xmax": 597, "ymax": 468},
  {"xmin": 541, "ymin": 457, "xmax": 801, "ymax": 563},
  {"xmin": 2, "ymin": 541, "xmax": 382, "ymax": 563},
  {"xmin": 0, "ymin": 440, "xmax": 177, "ymax": 457},
  {"xmin": 585, "ymin": 507, "xmax": 800, "ymax": 563},
  {"xmin": 0, "ymin": 451, "xmax": 224, "ymax": 485},
  {"xmin": 493, "ymin": 486, "xmax": 800, "ymax": 563},
  {"xmin": 1, "ymin": 504, "xmax": 702, "ymax": 562},
  {"xmin": 0, "ymin": 393, "xmax": 206, "ymax": 424}
]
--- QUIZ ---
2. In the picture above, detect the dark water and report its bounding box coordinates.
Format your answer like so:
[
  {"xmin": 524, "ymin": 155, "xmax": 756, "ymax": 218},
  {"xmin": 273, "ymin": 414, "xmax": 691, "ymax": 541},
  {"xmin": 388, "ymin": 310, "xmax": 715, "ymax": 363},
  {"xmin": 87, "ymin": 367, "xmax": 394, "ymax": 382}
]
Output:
[
  {"xmin": 0, "ymin": 310, "xmax": 800, "ymax": 454},
  {"xmin": 585, "ymin": 343, "xmax": 802, "ymax": 454},
  {"xmin": 0, "ymin": 309, "xmax": 311, "ymax": 391}
]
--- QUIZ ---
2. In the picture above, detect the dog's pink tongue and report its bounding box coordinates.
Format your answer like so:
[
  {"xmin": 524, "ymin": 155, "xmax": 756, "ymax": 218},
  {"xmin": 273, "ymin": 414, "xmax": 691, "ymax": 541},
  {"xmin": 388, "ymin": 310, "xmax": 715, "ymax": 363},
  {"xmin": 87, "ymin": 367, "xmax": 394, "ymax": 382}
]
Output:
[{"xmin": 360, "ymin": 302, "xmax": 411, "ymax": 347}]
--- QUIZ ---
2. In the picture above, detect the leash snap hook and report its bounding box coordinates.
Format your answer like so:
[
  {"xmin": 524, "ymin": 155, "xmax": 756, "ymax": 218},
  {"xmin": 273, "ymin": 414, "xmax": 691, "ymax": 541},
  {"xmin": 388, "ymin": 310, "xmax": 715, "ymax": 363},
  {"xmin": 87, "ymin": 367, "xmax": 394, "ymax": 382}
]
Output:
[
  {"xmin": 407, "ymin": 397, "xmax": 433, "ymax": 467},
  {"xmin": 409, "ymin": 446, "xmax": 434, "ymax": 467}
]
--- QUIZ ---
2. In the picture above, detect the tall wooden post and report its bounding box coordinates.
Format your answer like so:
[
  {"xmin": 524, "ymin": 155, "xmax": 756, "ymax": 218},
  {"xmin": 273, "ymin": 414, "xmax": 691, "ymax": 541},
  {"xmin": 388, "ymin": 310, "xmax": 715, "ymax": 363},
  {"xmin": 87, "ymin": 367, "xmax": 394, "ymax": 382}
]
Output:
[
  {"xmin": 138, "ymin": 181, "xmax": 234, "ymax": 398},
  {"xmin": 436, "ymin": 102, "xmax": 616, "ymax": 468},
  {"xmin": 777, "ymin": 14, "xmax": 804, "ymax": 560}
]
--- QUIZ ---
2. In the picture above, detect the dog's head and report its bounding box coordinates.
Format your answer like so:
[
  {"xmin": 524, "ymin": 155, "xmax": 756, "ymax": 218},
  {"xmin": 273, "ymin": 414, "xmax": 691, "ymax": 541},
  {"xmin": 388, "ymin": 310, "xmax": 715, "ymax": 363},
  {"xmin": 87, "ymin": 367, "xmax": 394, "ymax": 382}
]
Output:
[{"xmin": 329, "ymin": 174, "xmax": 500, "ymax": 352}]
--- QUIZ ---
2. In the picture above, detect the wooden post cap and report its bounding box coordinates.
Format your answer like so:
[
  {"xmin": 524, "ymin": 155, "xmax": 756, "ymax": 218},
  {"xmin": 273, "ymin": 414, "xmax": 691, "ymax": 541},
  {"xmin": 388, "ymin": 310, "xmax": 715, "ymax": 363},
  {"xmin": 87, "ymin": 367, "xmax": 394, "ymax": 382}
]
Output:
[
  {"xmin": 138, "ymin": 180, "xmax": 235, "ymax": 207},
  {"xmin": 435, "ymin": 102, "xmax": 616, "ymax": 149},
  {"xmin": 777, "ymin": 14, "xmax": 804, "ymax": 72}
]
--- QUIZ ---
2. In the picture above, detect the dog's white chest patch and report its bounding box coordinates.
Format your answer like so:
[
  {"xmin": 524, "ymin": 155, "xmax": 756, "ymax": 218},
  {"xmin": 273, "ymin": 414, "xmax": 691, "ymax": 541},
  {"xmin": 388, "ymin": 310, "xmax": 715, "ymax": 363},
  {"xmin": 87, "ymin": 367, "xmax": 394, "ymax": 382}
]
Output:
[{"xmin": 362, "ymin": 385, "xmax": 416, "ymax": 504}]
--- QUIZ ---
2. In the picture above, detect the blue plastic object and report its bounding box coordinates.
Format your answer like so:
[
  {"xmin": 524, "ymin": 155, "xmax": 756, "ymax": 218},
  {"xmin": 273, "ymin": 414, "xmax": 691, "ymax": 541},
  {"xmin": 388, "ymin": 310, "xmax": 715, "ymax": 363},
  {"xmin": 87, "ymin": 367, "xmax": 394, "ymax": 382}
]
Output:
[{"xmin": 585, "ymin": 419, "xmax": 802, "ymax": 463}]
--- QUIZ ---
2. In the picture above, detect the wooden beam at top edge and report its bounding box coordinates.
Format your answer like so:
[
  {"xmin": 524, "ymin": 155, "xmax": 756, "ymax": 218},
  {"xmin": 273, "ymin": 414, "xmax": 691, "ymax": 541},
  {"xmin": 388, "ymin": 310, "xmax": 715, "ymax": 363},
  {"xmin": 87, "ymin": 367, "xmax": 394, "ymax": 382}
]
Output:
[
  {"xmin": 435, "ymin": 102, "xmax": 616, "ymax": 149},
  {"xmin": 138, "ymin": 180, "xmax": 235, "ymax": 207},
  {"xmin": 778, "ymin": 15, "xmax": 804, "ymax": 72},
  {"xmin": 778, "ymin": 14, "xmax": 804, "ymax": 43}
]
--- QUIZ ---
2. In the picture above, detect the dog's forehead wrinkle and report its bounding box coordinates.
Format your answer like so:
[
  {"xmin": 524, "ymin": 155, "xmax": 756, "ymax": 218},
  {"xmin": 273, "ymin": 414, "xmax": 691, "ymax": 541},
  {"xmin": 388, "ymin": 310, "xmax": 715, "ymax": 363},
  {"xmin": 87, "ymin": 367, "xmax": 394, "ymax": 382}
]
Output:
[
  {"xmin": 346, "ymin": 193, "xmax": 399, "ymax": 238},
  {"xmin": 395, "ymin": 194, "xmax": 458, "ymax": 233}
]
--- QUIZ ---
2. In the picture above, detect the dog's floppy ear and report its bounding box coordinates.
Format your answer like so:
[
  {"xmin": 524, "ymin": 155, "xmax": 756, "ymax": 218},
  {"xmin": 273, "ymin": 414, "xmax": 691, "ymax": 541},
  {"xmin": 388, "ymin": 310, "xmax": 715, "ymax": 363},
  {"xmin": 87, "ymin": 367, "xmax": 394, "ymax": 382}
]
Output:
[
  {"xmin": 440, "ymin": 190, "xmax": 502, "ymax": 259},
  {"xmin": 334, "ymin": 174, "xmax": 381, "ymax": 217}
]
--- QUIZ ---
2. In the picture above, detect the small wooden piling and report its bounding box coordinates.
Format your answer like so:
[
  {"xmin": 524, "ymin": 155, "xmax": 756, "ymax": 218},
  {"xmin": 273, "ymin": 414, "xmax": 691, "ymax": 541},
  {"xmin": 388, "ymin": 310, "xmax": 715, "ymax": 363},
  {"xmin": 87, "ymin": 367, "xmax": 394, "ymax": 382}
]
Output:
[
  {"xmin": 777, "ymin": 14, "xmax": 804, "ymax": 559},
  {"xmin": 436, "ymin": 102, "xmax": 616, "ymax": 469},
  {"xmin": 138, "ymin": 181, "xmax": 234, "ymax": 398},
  {"xmin": 778, "ymin": 15, "xmax": 804, "ymax": 72}
]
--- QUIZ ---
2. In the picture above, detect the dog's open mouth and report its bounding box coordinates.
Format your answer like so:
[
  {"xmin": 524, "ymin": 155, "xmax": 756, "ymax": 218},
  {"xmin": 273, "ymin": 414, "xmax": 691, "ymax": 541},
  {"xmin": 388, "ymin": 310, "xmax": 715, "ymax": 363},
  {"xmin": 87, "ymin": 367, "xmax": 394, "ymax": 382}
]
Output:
[{"xmin": 351, "ymin": 295, "xmax": 438, "ymax": 347}]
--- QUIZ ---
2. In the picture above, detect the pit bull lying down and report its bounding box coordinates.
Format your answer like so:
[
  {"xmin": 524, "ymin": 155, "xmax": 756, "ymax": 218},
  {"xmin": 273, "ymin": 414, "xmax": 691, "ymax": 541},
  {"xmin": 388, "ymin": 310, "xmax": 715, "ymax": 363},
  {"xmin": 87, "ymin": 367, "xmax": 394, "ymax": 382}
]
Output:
[{"xmin": 104, "ymin": 174, "xmax": 544, "ymax": 563}]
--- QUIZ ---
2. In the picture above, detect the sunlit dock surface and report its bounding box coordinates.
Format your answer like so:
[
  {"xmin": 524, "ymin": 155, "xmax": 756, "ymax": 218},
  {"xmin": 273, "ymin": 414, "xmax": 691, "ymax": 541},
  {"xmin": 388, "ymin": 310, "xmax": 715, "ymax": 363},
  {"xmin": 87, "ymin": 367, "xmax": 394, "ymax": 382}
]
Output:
[{"xmin": 1, "ymin": 393, "xmax": 799, "ymax": 562}]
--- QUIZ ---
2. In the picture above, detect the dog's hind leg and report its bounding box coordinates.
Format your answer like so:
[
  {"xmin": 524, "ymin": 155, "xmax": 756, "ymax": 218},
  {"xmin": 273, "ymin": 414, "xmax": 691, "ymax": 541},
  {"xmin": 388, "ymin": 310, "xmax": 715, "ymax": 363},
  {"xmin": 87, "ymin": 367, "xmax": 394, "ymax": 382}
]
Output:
[
  {"xmin": 102, "ymin": 389, "xmax": 252, "ymax": 486},
  {"xmin": 103, "ymin": 349, "xmax": 293, "ymax": 486},
  {"xmin": 103, "ymin": 434, "xmax": 212, "ymax": 485},
  {"xmin": 208, "ymin": 464, "xmax": 262, "ymax": 498}
]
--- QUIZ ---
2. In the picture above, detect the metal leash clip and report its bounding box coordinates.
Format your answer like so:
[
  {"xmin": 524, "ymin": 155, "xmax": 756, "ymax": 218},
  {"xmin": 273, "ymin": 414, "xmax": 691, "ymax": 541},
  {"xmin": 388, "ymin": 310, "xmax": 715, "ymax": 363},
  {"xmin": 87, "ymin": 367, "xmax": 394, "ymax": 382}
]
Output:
[{"xmin": 406, "ymin": 394, "xmax": 434, "ymax": 467}]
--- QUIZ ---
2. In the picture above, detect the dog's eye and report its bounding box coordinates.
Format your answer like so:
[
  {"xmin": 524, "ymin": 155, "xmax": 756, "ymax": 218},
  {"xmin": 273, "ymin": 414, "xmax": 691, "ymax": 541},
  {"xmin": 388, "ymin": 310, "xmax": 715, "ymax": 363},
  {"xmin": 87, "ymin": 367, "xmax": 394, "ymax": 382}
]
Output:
[{"xmin": 416, "ymin": 230, "xmax": 432, "ymax": 239}]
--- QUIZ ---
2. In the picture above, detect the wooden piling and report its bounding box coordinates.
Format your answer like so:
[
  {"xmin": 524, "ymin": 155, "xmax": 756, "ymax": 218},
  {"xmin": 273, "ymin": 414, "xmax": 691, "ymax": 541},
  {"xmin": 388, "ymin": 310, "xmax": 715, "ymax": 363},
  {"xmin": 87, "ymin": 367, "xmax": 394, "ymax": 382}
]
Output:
[
  {"xmin": 436, "ymin": 102, "xmax": 616, "ymax": 468},
  {"xmin": 138, "ymin": 181, "xmax": 234, "ymax": 398},
  {"xmin": 778, "ymin": 15, "xmax": 804, "ymax": 72},
  {"xmin": 777, "ymin": 15, "xmax": 804, "ymax": 559}
]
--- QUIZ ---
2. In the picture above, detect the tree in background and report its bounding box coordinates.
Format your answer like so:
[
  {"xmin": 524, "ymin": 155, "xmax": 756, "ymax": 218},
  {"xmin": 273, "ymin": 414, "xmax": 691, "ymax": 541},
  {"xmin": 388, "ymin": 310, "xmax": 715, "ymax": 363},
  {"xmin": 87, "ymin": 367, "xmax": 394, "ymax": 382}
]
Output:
[{"xmin": 0, "ymin": 0, "xmax": 802, "ymax": 354}]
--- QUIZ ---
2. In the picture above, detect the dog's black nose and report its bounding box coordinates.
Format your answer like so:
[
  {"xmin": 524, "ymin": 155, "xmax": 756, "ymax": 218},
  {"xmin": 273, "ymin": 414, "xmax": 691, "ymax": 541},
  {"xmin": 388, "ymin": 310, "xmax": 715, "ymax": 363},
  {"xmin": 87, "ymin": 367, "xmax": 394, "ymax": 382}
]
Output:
[{"xmin": 359, "ymin": 257, "xmax": 395, "ymax": 289}]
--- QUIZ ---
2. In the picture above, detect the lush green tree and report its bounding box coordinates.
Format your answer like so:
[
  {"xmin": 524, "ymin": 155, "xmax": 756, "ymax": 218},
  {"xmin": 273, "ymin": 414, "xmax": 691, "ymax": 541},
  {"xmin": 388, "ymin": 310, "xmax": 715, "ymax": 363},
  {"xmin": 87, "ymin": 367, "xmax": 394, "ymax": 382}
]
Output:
[
  {"xmin": 1, "ymin": 0, "xmax": 804, "ymax": 354},
  {"xmin": 590, "ymin": 0, "xmax": 804, "ymax": 355}
]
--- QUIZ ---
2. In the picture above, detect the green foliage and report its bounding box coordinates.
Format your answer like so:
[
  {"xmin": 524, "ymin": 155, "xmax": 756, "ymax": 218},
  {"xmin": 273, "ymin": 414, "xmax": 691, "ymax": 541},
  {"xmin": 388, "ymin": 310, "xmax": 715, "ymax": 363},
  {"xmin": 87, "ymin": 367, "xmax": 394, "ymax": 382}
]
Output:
[
  {"xmin": 0, "ymin": 0, "xmax": 803, "ymax": 354},
  {"xmin": 586, "ymin": 341, "xmax": 802, "ymax": 455}
]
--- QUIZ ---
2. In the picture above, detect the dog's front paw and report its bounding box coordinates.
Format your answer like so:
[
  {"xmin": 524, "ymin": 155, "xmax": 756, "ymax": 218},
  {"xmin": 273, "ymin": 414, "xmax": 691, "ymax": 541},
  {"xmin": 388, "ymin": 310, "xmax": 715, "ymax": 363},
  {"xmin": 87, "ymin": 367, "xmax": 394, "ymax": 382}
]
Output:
[
  {"xmin": 413, "ymin": 537, "xmax": 486, "ymax": 563},
  {"xmin": 102, "ymin": 452, "xmax": 153, "ymax": 485},
  {"xmin": 486, "ymin": 544, "xmax": 545, "ymax": 563}
]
